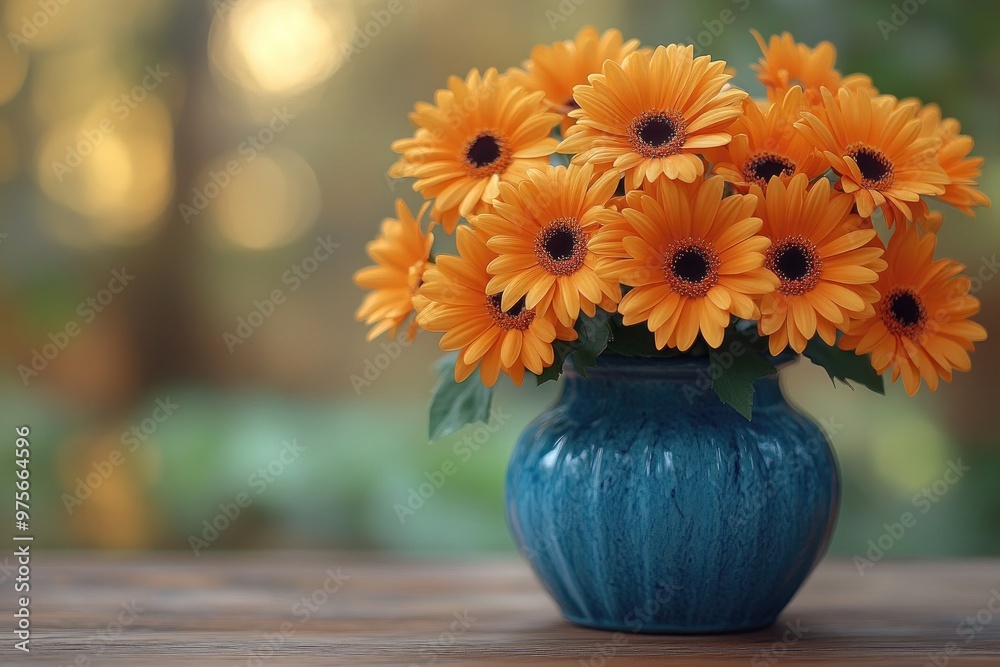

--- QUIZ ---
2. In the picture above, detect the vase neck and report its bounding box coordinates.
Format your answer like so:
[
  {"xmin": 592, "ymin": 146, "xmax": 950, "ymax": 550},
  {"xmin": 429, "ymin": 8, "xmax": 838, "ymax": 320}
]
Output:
[{"xmin": 562, "ymin": 355, "xmax": 784, "ymax": 413}]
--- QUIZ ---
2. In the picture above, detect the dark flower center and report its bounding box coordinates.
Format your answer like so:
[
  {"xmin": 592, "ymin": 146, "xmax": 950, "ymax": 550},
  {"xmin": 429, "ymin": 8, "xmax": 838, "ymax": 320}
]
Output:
[
  {"xmin": 463, "ymin": 131, "xmax": 512, "ymax": 177},
  {"xmin": 663, "ymin": 239, "xmax": 720, "ymax": 298},
  {"xmin": 743, "ymin": 152, "xmax": 796, "ymax": 187},
  {"xmin": 774, "ymin": 245, "xmax": 809, "ymax": 281},
  {"xmin": 486, "ymin": 293, "xmax": 534, "ymax": 331},
  {"xmin": 628, "ymin": 109, "xmax": 688, "ymax": 158},
  {"xmin": 505, "ymin": 296, "xmax": 526, "ymax": 318},
  {"xmin": 466, "ymin": 134, "xmax": 501, "ymax": 168},
  {"xmin": 544, "ymin": 229, "xmax": 575, "ymax": 260},
  {"xmin": 880, "ymin": 288, "xmax": 927, "ymax": 338},
  {"xmin": 766, "ymin": 236, "xmax": 821, "ymax": 295},
  {"xmin": 639, "ymin": 118, "xmax": 677, "ymax": 147},
  {"xmin": 847, "ymin": 143, "xmax": 894, "ymax": 188},
  {"xmin": 672, "ymin": 248, "xmax": 710, "ymax": 283},
  {"xmin": 889, "ymin": 291, "xmax": 922, "ymax": 327},
  {"xmin": 534, "ymin": 218, "xmax": 587, "ymax": 275}
]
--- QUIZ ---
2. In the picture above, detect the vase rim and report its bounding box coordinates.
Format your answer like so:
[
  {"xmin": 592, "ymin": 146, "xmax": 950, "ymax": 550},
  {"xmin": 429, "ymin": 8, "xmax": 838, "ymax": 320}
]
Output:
[{"xmin": 565, "ymin": 351, "xmax": 797, "ymax": 380}]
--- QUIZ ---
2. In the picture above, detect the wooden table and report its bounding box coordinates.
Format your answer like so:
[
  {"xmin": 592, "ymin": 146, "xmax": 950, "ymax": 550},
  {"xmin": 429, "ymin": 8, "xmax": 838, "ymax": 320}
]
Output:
[{"xmin": 3, "ymin": 553, "xmax": 999, "ymax": 666}]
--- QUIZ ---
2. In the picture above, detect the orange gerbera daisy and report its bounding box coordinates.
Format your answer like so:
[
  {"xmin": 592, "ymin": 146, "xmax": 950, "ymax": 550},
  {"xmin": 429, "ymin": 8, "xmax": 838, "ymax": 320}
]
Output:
[
  {"xmin": 417, "ymin": 226, "xmax": 571, "ymax": 387},
  {"xmin": 471, "ymin": 164, "xmax": 622, "ymax": 327},
  {"xmin": 390, "ymin": 68, "xmax": 560, "ymax": 234},
  {"xmin": 795, "ymin": 88, "xmax": 950, "ymax": 225},
  {"xmin": 713, "ymin": 86, "xmax": 828, "ymax": 191},
  {"xmin": 558, "ymin": 44, "xmax": 746, "ymax": 189},
  {"xmin": 750, "ymin": 175, "xmax": 886, "ymax": 355},
  {"xmin": 592, "ymin": 176, "xmax": 778, "ymax": 350},
  {"xmin": 839, "ymin": 224, "xmax": 986, "ymax": 395},
  {"xmin": 354, "ymin": 200, "xmax": 434, "ymax": 341},
  {"xmin": 750, "ymin": 30, "xmax": 874, "ymax": 107},
  {"xmin": 917, "ymin": 103, "xmax": 991, "ymax": 216},
  {"xmin": 508, "ymin": 26, "xmax": 640, "ymax": 135}
]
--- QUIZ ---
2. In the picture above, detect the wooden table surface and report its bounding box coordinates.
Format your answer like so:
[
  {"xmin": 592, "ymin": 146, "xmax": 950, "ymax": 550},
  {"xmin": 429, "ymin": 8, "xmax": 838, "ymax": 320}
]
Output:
[{"xmin": 2, "ymin": 553, "xmax": 999, "ymax": 666}]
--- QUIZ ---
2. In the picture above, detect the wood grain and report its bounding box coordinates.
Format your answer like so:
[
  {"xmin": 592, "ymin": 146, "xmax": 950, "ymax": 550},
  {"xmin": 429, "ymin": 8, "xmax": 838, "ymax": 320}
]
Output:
[{"xmin": 1, "ymin": 553, "xmax": 999, "ymax": 666}]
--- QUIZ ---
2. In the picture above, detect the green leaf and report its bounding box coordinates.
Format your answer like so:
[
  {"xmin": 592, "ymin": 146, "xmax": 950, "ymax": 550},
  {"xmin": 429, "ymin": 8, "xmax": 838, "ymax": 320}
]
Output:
[
  {"xmin": 710, "ymin": 331, "xmax": 777, "ymax": 420},
  {"xmin": 535, "ymin": 309, "xmax": 613, "ymax": 384},
  {"xmin": 428, "ymin": 354, "xmax": 494, "ymax": 441},
  {"xmin": 803, "ymin": 338, "xmax": 885, "ymax": 394},
  {"xmin": 606, "ymin": 316, "xmax": 678, "ymax": 358},
  {"xmin": 549, "ymin": 151, "xmax": 571, "ymax": 167},
  {"xmin": 535, "ymin": 340, "xmax": 576, "ymax": 384}
]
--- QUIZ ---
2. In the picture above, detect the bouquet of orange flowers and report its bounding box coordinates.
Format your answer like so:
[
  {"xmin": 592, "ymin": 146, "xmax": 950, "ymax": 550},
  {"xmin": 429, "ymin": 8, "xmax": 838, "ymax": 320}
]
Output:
[{"xmin": 355, "ymin": 28, "xmax": 988, "ymax": 437}]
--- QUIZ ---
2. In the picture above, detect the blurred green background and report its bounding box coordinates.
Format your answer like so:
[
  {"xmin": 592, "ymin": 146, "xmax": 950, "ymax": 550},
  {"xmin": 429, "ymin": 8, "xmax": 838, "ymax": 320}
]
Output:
[{"xmin": 0, "ymin": 0, "xmax": 997, "ymax": 557}]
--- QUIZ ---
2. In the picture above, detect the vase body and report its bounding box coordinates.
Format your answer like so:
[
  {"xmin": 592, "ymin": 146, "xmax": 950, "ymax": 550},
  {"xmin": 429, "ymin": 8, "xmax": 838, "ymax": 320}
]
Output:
[{"xmin": 505, "ymin": 355, "xmax": 839, "ymax": 633}]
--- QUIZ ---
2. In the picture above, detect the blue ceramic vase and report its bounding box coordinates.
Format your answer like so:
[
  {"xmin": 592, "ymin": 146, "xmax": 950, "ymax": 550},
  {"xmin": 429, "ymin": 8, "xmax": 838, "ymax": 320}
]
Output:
[{"xmin": 505, "ymin": 355, "xmax": 839, "ymax": 634}]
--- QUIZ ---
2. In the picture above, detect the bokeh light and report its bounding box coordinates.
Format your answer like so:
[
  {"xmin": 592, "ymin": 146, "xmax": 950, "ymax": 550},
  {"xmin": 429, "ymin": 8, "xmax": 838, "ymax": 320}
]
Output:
[
  {"xmin": 29, "ymin": 48, "xmax": 128, "ymax": 124},
  {"xmin": 202, "ymin": 147, "xmax": 322, "ymax": 250},
  {"xmin": 0, "ymin": 40, "xmax": 28, "ymax": 105},
  {"xmin": 209, "ymin": 0, "xmax": 355, "ymax": 97},
  {"xmin": 870, "ymin": 416, "xmax": 952, "ymax": 495},
  {"xmin": 34, "ymin": 96, "xmax": 174, "ymax": 246},
  {"xmin": 3, "ymin": 0, "xmax": 171, "ymax": 51}
]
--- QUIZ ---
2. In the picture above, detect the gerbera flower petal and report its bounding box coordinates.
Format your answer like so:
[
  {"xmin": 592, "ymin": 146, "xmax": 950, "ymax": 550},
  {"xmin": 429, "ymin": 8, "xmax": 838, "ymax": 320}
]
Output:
[
  {"xmin": 795, "ymin": 88, "xmax": 950, "ymax": 225},
  {"xmin": 354, "ymin": 200, "xmax": 434, "ymax": 341},
  {"xmin": 712, "ymin": 87, "xmax": 830, "ymax": 193},
  {"xmin": 915, "ymin": 103, "xmax": 991, "ymax": 220},
  {"xmin": 418, "ymin": 227, "xmax": 564, "ymax": 386},
  {"xmin": 750, "ymin": 30, "xmax": 875, "ymax": 107},
  {"xmin": 558, "ymin": 45, "xmax": 746, "ymax": 189},
  {"xmin": 839, "ymin": 224, "xmax": 987, "ymax": 394},
  {"xmin": 593, "ymin": 176, "xmax": 773, "ymax": 351},
  {"xmin": 472, "ymin": 163, "xmax": 623, "ymax": 327},
  {"xmin": 749, "ymin": 174, "xmax": 886, "ymax": 353},
  {"xmin": 391, "ymin": 68, "xmax": 560, "ymax": 234}
]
